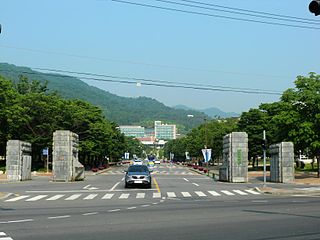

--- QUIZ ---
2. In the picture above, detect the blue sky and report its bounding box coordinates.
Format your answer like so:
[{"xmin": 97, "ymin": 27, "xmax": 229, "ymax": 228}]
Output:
[{"xmin": 1, "ymin": 0, "xmax": 319, "ymax": 113}]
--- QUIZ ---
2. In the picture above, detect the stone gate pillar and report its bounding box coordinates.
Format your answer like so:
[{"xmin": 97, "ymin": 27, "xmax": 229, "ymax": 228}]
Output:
[
  {"xmin": 270, "ymin": 142, "xmax": 294, "ymax": 183},
  {"xmin": 219, "ymin": 132, "xmax": 248, "ymax": 183},
  {"xmin": 6, "ymin": 140, "xmax": 32, "ymax": 181},
  {"xmin": 52, "ymin": 130, "xmax": 84, "ymax": 182}
]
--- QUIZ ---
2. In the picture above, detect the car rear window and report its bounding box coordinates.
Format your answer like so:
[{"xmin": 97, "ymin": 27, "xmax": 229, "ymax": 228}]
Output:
[{"xmin": 128, "ymin": 165, "xmax": 148, "ymax": 172}]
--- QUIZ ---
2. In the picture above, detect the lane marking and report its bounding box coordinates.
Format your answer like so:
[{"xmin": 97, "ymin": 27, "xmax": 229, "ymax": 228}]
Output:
[
  {"xmin": 208, "ymin": 191, "xmax": 221, "ymax": 196},
  {"xmin": 48, "ymin": 215, "xmax": 70, "ymax": 219},
  {"xmin": 121, "ymin": 177, "xmax": 125, "ymax": 181},
  {"xmin": 108, "ymin": 209, "xmax": 120, "ymax": 212},
  {"xmin": 5, "ymin": 195, "xmax": 29, "ymax": 202},
  {"xmin": 83, "ymin": 185, "xmax": 91, "ymax": 189},
  {"xmin": 141, "ymin": 205, "xmax": 150, "ymax": 207},
  {"xmin": 181, "ymin": 192, "xmax": 192, "ymax": 197},
  {"xmin": 83, "ymin": 194, "xmax": 98, "ymax": 200},
  {"xmin": 102, "ymin": 193, "xmax": 114, "ymax": 199},
  {"xmin": 127, "ymin": 207, "xmax": 137, "ymax": 210},
  {"xmin": 26, "ymin": 195, "xmax": 48, "ymax": 202},
  {"xmin": 65, "ymin": 194, "xmax": 82, "ymax": 200},
  {"xmin": 0, "ymin": 233, "xmax": 6, "ymax": 236},
  {"xmin": 153, "ymin": 177, "xmax": 161, "ymax": 193},
  {"xmin": 7, "ymin": 219, "xmax": 34, "ymax": 223},
  {"xmin": 46, "ymin": 194, "xmax": 65, "ymax": 201},
  {"xmin": 221, "ymin": 190, "xmax": 235, "ymax": 196},
  {"xmin": 110, "ymin": 182, "xmax": 120, "ymax": 191},
  {"xmin": 233, "ymin": 190, "xmax": 248, "ymax": 196},
  {"xmin": 195, "ymin": 191, "xmax": 207, "ymax": 197},
  {"xmin": 82, "ymin": 212, "xmax": 98, "ymax": 216},
  {"xmin": 0, "ymin": 237, "xmax": 13, "ymax": 240},
  {"xmin": 192, "ymin": 183, "xmax": 200, "ymax": 187},
  {"xmin": 183, "ymin": 178, "xmax": 189, "ymax": 182},
  {"xmin": 252, "ymin": 200, "xmax": 268, "ymax": 203}
]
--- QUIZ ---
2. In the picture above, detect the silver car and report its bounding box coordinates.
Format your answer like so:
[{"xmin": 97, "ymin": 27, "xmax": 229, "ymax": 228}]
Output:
[{"xmin": 125, "ymin": 165, "xmax": 152, "ymax": 188}]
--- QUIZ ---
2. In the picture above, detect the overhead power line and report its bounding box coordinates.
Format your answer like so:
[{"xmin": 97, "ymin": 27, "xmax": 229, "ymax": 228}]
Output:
[
  {"xmin": 154, "ymin": 0, "xmax": 320, "ymax": 25},
  {"xmin": 179, "ymin": 0, "xmax": 320, "ymax": 23},
  {"xmin": 110, "ymin": 0, "xmax": 320, "ymax": 30},
  {"xmin": 0, "ymin": 68, "xmax": 282, "ymax": 96}
]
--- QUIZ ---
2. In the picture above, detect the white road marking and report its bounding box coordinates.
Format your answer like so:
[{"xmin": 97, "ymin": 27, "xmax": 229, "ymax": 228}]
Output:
[
  {"xmin": 0, "ymin": 233, "xmax": 6, "ymax": 236},
  {"xmin": 7, "ymin": 219, "xmax": 34, "ymax": 223},
  {"xmin": 183, "ymin": 178, "xmax": 189, "ymax": 182},
  {"xmin": 252, "ymin": 200, "xmax": 268, "ymax": 203},
  {"xmin": 208, "ymin": 191, "xmax": 221, "ymax": 196},
  {"xmin": 136, "ymin": 193, "xmax": 145, "ymax": 199},
  {"xmin": 46, "ymin": 194, "xmax": 65, "ymax": 201},
  {"xmin": 82, "ymin": 212, "xmax": 98, "ymax": 216},
  {"xmin": 48, "ymin": 215, "xmax": 70, "ymax": 219},
  {"xmin": 83, "ymin": 185, "xmax": 91, "ymax": 189},
  {"xmin": 25, "ymin": 195, "xmax": 48, "ymax": 202},
  {"xmin": 167, "ymin": 192, "xmax": 176, "ymax": 198},
  {"xmin": 121, "ymin": 177, "xmax": 125, "ymax": 181},
  {"xmin": 5, "ymin": 195, "xmax": 29, "ymax": 202},
  {"xmin": 108, "ymin": 209, "xmax": 120, "ymax": 212},
  {"xmin": 192, "ymin": 183, "xmax": 200, "ymax": 187},
  {"xmin": 0, "ymin": 237, "xmax": 13, "ymax": 240},
  {"xmin": 119, "ymin": 193, "xmax": 129, "ymax": 199},
  {"xmin": 245, "ymin": 189, "xmax": 261, "ymax": 195},
  {"xmin": 83, "ymin": 194, "xmax": 98, "ymax": 200},
  {"xmin": 110, "ymin": 182, "xmax": 120, "ymax": 191},
  {"xmin": 181, "ymin": 192, "xmax": 192, "ymax": 197},
  {"xmin": 127, "ymin": 207, "xmax": 137, "ymax": 210},
  {"xmin": 221, "ymin": 190, "xmax": 235, "ymax": 196},
  {"xmin": 141, "ymin": 204, "xmax": 150, "ymax": 207},
  {"xmin": 195, "ymin": 191, "xmax": 207, "ymax": 197},
  {"xmin": 233, "ymin": 190, "xmax": 248, "ymax": 195},
  {"xmin": 102, "ymin": 193, "xmax": 114, "ymax": 199},
  {"xmin": 153, "ymin": 192, "xmax": 161, "ymax": 198},
  {"xmin": 65, "ymin": 194, "xmax": 82, "ymax": 200}
]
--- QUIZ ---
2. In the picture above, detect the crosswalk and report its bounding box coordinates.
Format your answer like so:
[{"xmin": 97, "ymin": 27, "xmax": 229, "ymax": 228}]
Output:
[
  {"xmin": 102, "ymin": 170, "xmax": 196, "ymax": 175},
  {"xmin": 4, "ymin": 189, "xmax": 261, "ymax": 203},
  {"xmin": 0, "ymin": 232, "xmax": 13, "ymax": 240}
]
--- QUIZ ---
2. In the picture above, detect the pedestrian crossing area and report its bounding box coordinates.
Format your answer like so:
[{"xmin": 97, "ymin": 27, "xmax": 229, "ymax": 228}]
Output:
[
  {"xmin": 0, "ymin": 232, "xmax": 13, "ymax": 240},
  {"xmin": 102, "ymin": 170, "xmax": 196, "ymax": 175},
  {"xmin": 4, "ymin": 189, "xmax": 261, "ymax": 203}
]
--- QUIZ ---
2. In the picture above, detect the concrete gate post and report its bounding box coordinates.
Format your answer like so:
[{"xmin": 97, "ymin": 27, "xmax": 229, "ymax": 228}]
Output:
[
  {"xmin": 52, "ymin": 130, "xmax": 84, "ymax": 182},
  {"xmin": 6, "ymin": 140, "xmax": 32, "ymax": 181},
  {"xmin": 219, "ymin": 132, "xmax": 248, "ymax": 183},
  {"xmin": 269, "ymin": 142, "xmax": 294, "ymax": 183}
]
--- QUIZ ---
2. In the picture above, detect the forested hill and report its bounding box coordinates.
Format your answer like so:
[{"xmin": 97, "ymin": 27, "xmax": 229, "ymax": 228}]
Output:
[{"xmin": 0, "ymin": 63, "xmax": 208, "ymax": 131}]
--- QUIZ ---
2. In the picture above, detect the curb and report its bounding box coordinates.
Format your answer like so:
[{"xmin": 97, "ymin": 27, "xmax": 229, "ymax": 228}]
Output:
[{"xmin": 255, "ymin": 186, "xmax": 320, "ymax": 196}]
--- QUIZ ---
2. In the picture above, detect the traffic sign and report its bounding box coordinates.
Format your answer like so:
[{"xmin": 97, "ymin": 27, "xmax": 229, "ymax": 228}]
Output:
[{"xmin": 201, "ymin": 148, "xmax": 212, "ymax": 163}]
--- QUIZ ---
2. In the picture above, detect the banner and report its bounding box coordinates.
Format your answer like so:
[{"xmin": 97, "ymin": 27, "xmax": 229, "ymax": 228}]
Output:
[{"xmin": 201, "ymin": 149, "xmax": 212, "ymax": 163}]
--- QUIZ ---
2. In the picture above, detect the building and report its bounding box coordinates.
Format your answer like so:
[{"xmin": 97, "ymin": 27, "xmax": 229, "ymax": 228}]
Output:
[
  {"xmin": 154, "ymin": 121, "xmax": 176, "ymax": 140},
  {"xmin": 119, "ymin": 126, "xmax": 145, "ymax": 138}
]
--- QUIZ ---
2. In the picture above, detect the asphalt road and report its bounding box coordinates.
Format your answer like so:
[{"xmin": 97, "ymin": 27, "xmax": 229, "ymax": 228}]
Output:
[{"xmin": 1, "ymin": 164, "xmax": 320, "ymax": 240}]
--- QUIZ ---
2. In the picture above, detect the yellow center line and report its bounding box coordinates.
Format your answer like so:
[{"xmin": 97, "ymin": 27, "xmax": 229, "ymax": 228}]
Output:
[{"xmin": 153, "ymin": 177, "xmax": 161, "ymax": 193}]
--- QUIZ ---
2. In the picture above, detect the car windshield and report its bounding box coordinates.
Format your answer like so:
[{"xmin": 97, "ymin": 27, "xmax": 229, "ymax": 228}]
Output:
[{"xmin": 128, "ymin": 165, "xmax": 148, "ymax": 173}]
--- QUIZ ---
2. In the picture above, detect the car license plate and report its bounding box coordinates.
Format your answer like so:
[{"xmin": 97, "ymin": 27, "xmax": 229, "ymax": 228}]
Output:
[{"xmin": 134, "ymin": 180, "xmax": 143, "ymax": 184}]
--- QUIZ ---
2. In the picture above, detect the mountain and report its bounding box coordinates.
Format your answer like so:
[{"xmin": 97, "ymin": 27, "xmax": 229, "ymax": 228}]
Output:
[
  {"xmin": 0, "ymin": 63, "xmax": 208, "ymax": 132},
  {"xmin": 173, "ymin": 105, "xmax": 239, "ymax": 118}
]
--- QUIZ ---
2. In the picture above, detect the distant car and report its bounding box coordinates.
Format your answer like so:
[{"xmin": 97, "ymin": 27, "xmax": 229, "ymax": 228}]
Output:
[
  {"xmin": 132, "ymin": 159, "xmax": 143, "ymax": 165},
  {"xmin": 154, "ymin": 159, "xmax": 161, "ymax": 164},
  {"xmin": 295, "ymin": 155, "xmax": 315, "ymax": 168},
  {"xmin": 125, "ymin": 165, "xmax": 152, "ymax": 188}
]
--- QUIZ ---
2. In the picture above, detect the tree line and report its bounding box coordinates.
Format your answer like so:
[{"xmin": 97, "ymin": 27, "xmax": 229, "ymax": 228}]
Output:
[
  {"xmin": 0, "ymin": 75, "xmax": 146, "ymax": 170},
  {"xmin": 164, "ymin": 73, "xmax": 320, "ymax": 173}
]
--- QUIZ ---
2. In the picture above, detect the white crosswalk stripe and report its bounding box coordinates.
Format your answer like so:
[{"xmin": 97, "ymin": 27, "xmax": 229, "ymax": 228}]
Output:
[
  {"xmin": 167, "ymin": 192, "xmax": 176, "ymax": 198},
  {"xmin": 136, "ymin": 193, "xmax": 145, "ymax": 199},
  {"xmin": 0, "ymin": 232, "xmax": 13, "ymax": 240},
  {"xmin": 153, "ymin": 192, "xmax": 161, "ymax": 198},
  {"xmin": 181, "ymin": 192, "xmax": 192, "ymax": 197},
  {"xmin": 102, "ymin": 193, "xmax": 114, "ymax": 199},
  {"xmin": 46, "ymin": 194, "xmax": 65, "ymax": 201},
  {"xmin": 83, "ymin": 194, "xmax": 98, "ymax": 200},
  {"xmin": 208, "ymin": 191, "xmax": 221, "ymax": 196},
  {"xmin": 245, "ymin": 189, "xmax": 261, "ymax": 195},
  {"xmin": 221, "ymin": 190, "xmax": 235, "ymax": 196},
  {"xmin": 65, "ymin": 194, "xmax": 82, "ymax": 200},
  {"xmin": 25, "ymin": 195, "xmax": 48, "ymax": 202},
  {"xmin": 119, "ymin": 193, "xmax": 129, "ymax": 199},
  {"xmin": 233, "ymin": 190, "xmax": 248, "ymax": 195},
  {"xmin": 195, "ymin": 191, "xmax": 207, "ymax": 197},
  {"xmin": 5, "ymin": 195, "xmax": 29, "ymax": 202}
]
